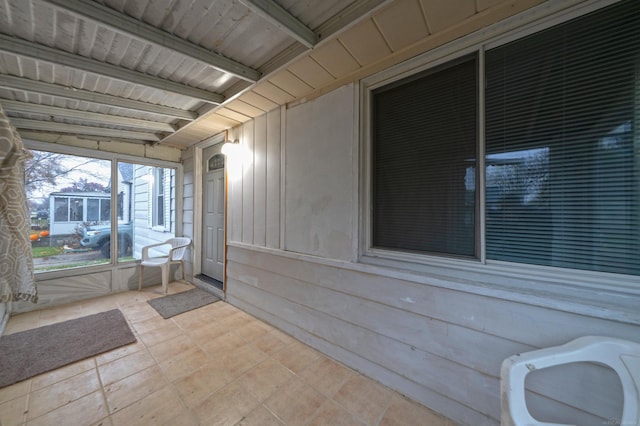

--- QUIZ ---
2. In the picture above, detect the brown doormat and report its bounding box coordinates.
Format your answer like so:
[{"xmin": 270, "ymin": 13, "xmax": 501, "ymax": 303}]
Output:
[
  {"xmin": 147, "ymin": 288, "xmax": 220, "ymax": 319},
  {"xmin": 0, "ymin": 309, "xmax": 136, "ymax": 388}
]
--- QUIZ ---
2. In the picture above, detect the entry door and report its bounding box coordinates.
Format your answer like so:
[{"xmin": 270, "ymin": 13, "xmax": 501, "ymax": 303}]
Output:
[{"xmin": 202, "ymin": 152, "xmax": 225, "ymax": 281}]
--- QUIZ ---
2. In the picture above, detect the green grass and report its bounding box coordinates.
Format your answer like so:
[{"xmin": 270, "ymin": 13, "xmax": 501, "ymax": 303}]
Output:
[{"xmin": 32, "ymin": 246, "xmax": 64, "ymax": 258}]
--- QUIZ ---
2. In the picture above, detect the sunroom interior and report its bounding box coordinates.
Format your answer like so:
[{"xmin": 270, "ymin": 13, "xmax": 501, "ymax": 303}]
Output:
[{"xmin": 1, "ymin": 0, "xmax": 639, "ymax": 425}]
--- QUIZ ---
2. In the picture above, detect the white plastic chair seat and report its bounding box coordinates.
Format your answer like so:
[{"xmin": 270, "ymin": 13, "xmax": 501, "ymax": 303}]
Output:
[
  {"xmin": 138, "ymin": 237, "xmax": 191, "ymax": 294},
  {"xmin": 501, "ymin": 336, "xmax": 640, "ymax": 426}
]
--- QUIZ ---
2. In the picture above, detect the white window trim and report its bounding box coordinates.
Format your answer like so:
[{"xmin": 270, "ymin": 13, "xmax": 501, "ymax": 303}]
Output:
[
  {"xmin": 359, "ymin": 0, "xmax": 640, "ymax": 316},
  {"xmin": 22, "ymin": 139, "xmax": 183, "ymax": 279}
]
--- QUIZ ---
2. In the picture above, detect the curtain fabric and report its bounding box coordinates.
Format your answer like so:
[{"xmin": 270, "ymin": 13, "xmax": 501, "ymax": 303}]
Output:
[{"xmin": 0, "ymin": 103, "xmax": 37, "ymax": 303}]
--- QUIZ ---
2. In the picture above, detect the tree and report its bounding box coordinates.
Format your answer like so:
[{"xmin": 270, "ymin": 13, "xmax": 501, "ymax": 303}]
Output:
[
  {"xmin": 59, "ymin": 179, "xmax": 106, "ymax": 193},
  {"xmin": 24, "ymin": 150, "xmax": 105, "ymax": 196}
]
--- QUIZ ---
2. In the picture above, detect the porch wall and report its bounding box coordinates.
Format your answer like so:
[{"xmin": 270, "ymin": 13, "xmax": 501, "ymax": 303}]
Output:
[{"xmin": 222, "ymin": 83, "xmax": 639, "ymax": 425}]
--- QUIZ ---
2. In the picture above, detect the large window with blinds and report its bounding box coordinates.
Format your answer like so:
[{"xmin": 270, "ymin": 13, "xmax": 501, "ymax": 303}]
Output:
[{"xmin": 367, "ymin": 0, "xmax": 640, "ymax": 277}]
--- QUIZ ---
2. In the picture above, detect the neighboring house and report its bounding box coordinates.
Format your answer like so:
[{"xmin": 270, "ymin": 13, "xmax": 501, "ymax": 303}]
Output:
[{"xmin": 2, "ymin": 1, "xmax": 638, "ymax": 425}]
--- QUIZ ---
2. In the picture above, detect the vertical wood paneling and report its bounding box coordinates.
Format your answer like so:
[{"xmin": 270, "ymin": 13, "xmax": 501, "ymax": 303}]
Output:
[
  {"xmin": 266, "ymin": 107, "xmax": 281, "ymax": 249},
  {"xmin": 253, "ymin": 114, "xmax": 267, "ymax": 247},
  {"xmin": 229, "ymin": 127, "xmax": 243, "ymax": 243},
  {"xmin": 241, "ymin": 122, "xmax": 254, "ymax": 244}
]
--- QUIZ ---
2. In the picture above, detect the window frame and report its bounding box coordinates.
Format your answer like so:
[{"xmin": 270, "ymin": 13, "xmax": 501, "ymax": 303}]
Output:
[
  {"xmin": 359, "ymin": 0, "xmax": 640, "ymax": 302},
  {"xmin": 23, "ymin": 139, "xmax": 182, "ymax": 278}
]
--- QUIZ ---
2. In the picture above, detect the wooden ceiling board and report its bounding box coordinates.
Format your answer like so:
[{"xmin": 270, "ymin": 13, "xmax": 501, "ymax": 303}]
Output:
[
  {"xmin": 239, "ymin": 91, "xmax": 279, "ymax": 112},
  {"xmin": 252, "ymin": 81, "xmax": 295, "ymax": 105},
  {"xmin": 224, "ymin": 99, "xmax": 265, "ymax": 118},
  {"xmin": 338, "ymin": 18, "xmax": 391, "ymax": 66},
  {"xmin": 268, "ymin": 70, "xmax": 313, "ymax": 98},
  {"xmin": 287, "ymin": 56, "xmax": 335, "ymax": 89},
  {"xmin": 374, "ymin": 0, "xmax": 429, "ymax": 51},
  {"xmin": 216, "ymin": 107, "xmax": 252, "ymax": 123},
  {"xmin": 419, "ymin": 0, "xmax": 477, "ymax": 34},
  {"xmin": 309, "ymin": 39, "xmax": 360, "ymax": 79}
]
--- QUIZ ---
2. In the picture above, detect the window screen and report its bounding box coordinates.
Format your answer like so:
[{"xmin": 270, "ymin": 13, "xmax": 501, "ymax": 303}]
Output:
[
  {"xmin": 485, "ymin": 0, "xmax": 640, "ymax": 275},
  {"xmin": 372, "ymin": 56, "xmax": 477, "ymax": 257}
]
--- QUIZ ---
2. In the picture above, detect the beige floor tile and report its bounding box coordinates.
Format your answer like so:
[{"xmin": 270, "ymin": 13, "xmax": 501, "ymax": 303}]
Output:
[
  {"xmin": 335, "ymin": 374, "xmax": 392, "ymax": 425},
  {"xmin": 164, "ymin": 409, "xmax": 200, "ymax": 426},
  {"xmin": 170, "ymin": 308, "xmax": 216, "ymax": 332},
  {"xmin": 147, "ymin": 334, "xmax": 196, "ymax": 364},
  {"xmin": 3, "ymin": 311, "xmax": 40, "ymax": 335},
  {"xmin": 379, "ymin": 394, "xmax": 449, "ymax": 426},
  {"xmin": 237, "ymin": 405, "xmax": 285, "ymax": 426},
  {"xmin": 27, "ymin": 390, "xmax": 108, "ymax": 426},
  {"xmin": 110, "ymin": 386, "xmax": 185, "ymax": 426},
  {"xmin": 253, "ymin": 330, "xmax": 295, "ymax": 355},
  {"xmin": 237, "ymin": 358, "xmax": 296, "ymax": 402},
  {"xmin": 0, "ymin": 380, "xmax": 31, "ymax": 404},
  {"xmin": 118, "ymin": 303, "xmax": 158, "ymax": 324},
  {"xmin": 0, "ymin": 394, "xmax": 28, "ymax": 426},
  {"xmin": 235, "ymin": 321, "xmax": 272, "ymax": 342},
  {"xmin": 173, "ymin": 363, "xmax": 231, "ymax": 408},
  {"xmin": 220, "ymin": 344, "xmax": 268, "ymax": 378},
  {"xmin": 157, "ymin": 346, "xmax": 210, "ymax": 382},
  {"xmin": 200, "ymin": 331, "xmax": 248, "ymax": 359},
  {"xmin": 264, "ymin": 376, "xmax": 326, "ymax": 425},
  {"xmin": 28, "ymin": 369, "xmax": 101, "ymax": 420},
  {"xmin": 272, "ymin": 341, "xmax": 322, "ymax": 374},
  {"xmin": 308, "ymin": 399, "xmax": 367, "ymax": 426},
  {"xmin": 130, "ymin": 315, "xmax": 171, "ymax": 335},
  {"xmin": 104, "ymin": 365, "xmax": 167, "ymax": 414},
  {"xmin": 31, "ymin": 358, "xmax": 95, "ymax": 391},
  {"xmin": 186, "ymin": 321, "xmax": 230, "ymax": 346},
  {"xmin": 137, "ymin": 321, "xmax": 183, "ymax": 348},
  {"xmin": 299, "ymin": 356, "xmax": 353, "ymax": 398},
  {"xmin": 193, "ymin": 381, "xmax": 260, "ymax": 425},
  {"xmin": 95, "ymin": 341, "xmax": 145, "ymax": 366},
  {"xmin": 98, "ymin": 350, "xmax": 155, "ymax": 386}
]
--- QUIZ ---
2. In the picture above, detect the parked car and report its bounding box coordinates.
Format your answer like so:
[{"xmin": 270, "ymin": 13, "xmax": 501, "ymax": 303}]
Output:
[{"xmin": 80, "ymin": 222, "xmax": 133, "ymax": 258}]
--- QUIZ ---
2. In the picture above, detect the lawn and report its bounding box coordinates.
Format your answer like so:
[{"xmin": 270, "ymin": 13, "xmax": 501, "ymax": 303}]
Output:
[{"xmin": 32, "ymin": 246, "xmax": 64, "ymax": 258}]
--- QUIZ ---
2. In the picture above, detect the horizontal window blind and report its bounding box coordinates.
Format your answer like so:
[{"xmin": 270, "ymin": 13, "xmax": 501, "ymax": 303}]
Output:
[
  {"xmin": 372, "ymin": 56, "xmax": 477, "ymax": 257},
  {"xmin": 485, "ymin": 0, "xmax": 640, "ymax": 275}
]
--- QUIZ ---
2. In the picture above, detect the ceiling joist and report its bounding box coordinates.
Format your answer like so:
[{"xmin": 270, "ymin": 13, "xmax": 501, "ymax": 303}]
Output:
[
  {"xmin": 1, "ymin": 99, "xmax": 175, "ymax": 132},
  {"xmin": 0, "ymin": 75, "xmax": 196, "ymax": 120},
  {"xmin": 11, "ymin": 117, "xmax": 161, "ymax": 142},
  {"xmin": 0, "ymin": 34, "xmax": 224, "ymax": 104},
  {"xmin": 43, "ymin": 0, "xmax": 261, "ymax": 83},
  {"xmin": 238, "ymin": 0, "xmax": 318, "ymax": 48}
]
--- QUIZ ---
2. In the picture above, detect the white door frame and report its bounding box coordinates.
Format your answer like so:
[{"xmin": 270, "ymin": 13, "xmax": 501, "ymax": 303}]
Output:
[{"xmin": 192, "ymin": 132, "xmax": 226, "ymax": 286}]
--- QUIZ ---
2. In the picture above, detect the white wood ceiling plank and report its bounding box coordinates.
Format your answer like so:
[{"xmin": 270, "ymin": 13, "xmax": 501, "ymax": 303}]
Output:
[
  {"xmin": 419, "ymin": 0, "xmax": 476, "ymax": 34},
  {"xmin": 77, "ymin": 20, "xmax": 99, "ymax": 58},
  {"xmin": 268, "ymin": 70, "xmax": 313, "ymax": 98},
  {"xmin": 338, "ymin": 18, "xmax": 391, "ymax": 66},
  {"xmin": 239, "ymin": 91, "xmax": 278, "ymax": 112},
  {"xmin": 53, "ymin": 10, "xmax": 80, "ymax": 53},
  {"xmin": 310, "ymin": 39, "xmax": 360, "ymax": 79},
  {"xmin": 225, "ymin": 99, "xmax": 265, "ymax": 117},
  {"xmin": 91, "ymin": 26, "xmax": 117, "ymax": 62},
  {"xmin": 252, "ymin": 81, "xmax": 295, "ymax": 105},
  {"xmin": 105, "ymin": 33, "xmax": 134, "ymax": 67},
  {"xmin": 216, "ymin": 107, "xmax": 252, "ymax": 123},
  {"xmin": 139, "ymin": 0, "xmax": 174, "ymax": 27},
  {"xmin": 9, "ymin": 0, "xmax": 34, "ymax": 41},
  {"xmin": 287, "ymin": 56, "xmax": 334, "ymax": 90},
  {"xmin": 237, "ymin": 0, "xmax": 317, "ymax": 47},
  {"xmin": 33, "ymin": 3, "xmax": 56, "ymax": 47},
  {"xmin": 374, "ymin": 0, "xmax": 429, "ymax": 51},
  {"xmin": 172, "ymin": 0, "xmax": 216, "ymax": 41}
]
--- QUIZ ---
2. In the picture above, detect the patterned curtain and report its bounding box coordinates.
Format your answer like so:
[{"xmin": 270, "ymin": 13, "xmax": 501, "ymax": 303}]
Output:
[{"xmin": 0, "ymin": 103, "xmax": 37, "ymax": 303}]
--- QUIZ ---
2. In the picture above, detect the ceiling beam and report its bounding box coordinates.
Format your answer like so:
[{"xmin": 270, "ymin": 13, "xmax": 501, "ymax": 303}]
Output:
[
  {"xmin": 11, "ymin": 118, "xmax": 161, "ymax": 141},
  {"xmin": 238, "ymin": 0, "xmax": 317, "ymax": 48},
  {"xmin": 0, "ymin": 75, "xmax": 196, "ymax": 121},
  {"xmin": 43, "ymin": 0, "xmax": 261, "ymax": 83},
  {"xmin": 1, "ymin": 99, "xmax": 176, "ymax": 132},
  {"xmin": 0, "ymin": 34, "xmax": 224, "ymax": 104}
]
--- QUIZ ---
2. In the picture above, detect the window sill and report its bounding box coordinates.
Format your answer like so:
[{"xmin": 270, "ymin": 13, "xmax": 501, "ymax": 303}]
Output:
[{"xmin": 362, "ymin": 249, "xmax": 640, "ymax": 326}]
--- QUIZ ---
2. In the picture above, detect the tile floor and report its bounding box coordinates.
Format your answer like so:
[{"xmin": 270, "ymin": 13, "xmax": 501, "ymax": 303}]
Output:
[{"xmin": 0, "ymin": 282, "xmax": 453, "ymax": 426}]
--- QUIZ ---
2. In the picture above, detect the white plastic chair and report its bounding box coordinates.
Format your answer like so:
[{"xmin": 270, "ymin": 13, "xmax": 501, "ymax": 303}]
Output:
[
  {"xmin": 501, "ymin": 336, "xmax": 640, "ymax": 426},
  {"xmin": 138, "ymin": 237, "xmax": 191, "ymax": 294}
]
